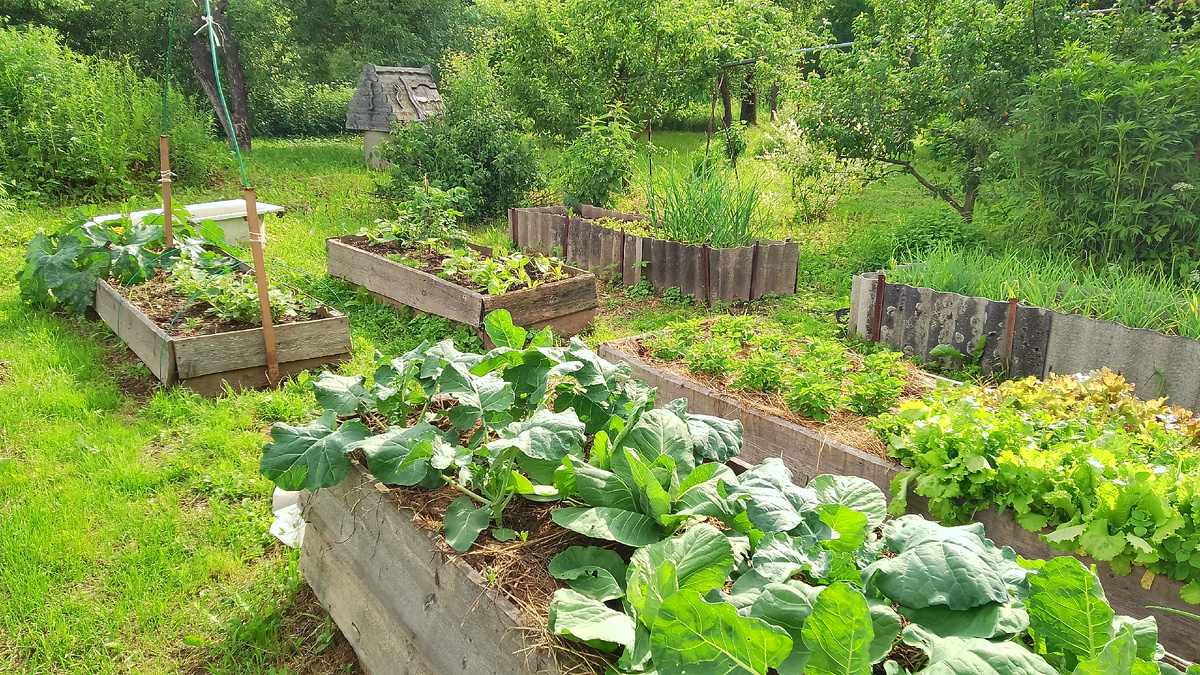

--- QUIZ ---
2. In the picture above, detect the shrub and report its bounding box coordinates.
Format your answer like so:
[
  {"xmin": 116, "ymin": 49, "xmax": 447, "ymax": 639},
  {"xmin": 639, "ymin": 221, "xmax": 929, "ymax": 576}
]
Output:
[
  {"xmin": 250, "ymin": 80, "xmax": 354, "ymax": 137},
  {"xmin": 1012, "ymin": 44, "xmax": 1200, "ymax": 266},
  {"xmin": 760, "ymin": 120, "xmax": 867, "ymax": 223},
  {"xmin": 557, "ymin": 106, "xmax": 635, "ymax": 210},
  {"xmin": 0, "ymin": 25, "xmax": 222, "ymax": 201},
  {"xmin": 378, "ymin": 51, "xmax": 541, "ymax": 220},
  {"xmin": 893, "ymin": 207, "xmax": 977, "ymax": 256}
]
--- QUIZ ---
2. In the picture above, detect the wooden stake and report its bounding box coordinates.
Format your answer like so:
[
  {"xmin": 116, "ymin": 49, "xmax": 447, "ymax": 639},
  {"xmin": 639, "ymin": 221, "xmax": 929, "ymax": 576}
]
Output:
[
  {"xmin": 749, "ymin": 239, "xmax": 761, "ymax": 301},
  {"xmin": 160, "ymin": 135, "xmax": 173, "ymax": 248},
  {"xmin": 701, "ymin": 243, "xmax": 711, "ymax": 306},
  {"xmin": 244, "ymin": 187, "xmax": 279, "ymax": 386},
  {"xmin": 872, "ymin": 272, "xmax": 887, "ymax": 343},
  {"xmin": 1002, "ymin": 297, "xmax": 1019, "ymax": 372},
  {"xmin": 562, "ymin": 213, "xmax": 570, "ymax": 261}
]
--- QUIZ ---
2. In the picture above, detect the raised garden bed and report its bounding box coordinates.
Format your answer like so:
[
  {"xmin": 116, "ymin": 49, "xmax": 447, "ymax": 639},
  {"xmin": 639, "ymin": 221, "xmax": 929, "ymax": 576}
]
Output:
[
  {"xmin": 95, "ymin": 276, "xmax": 351, "ymax": 396},
  {"xmin": 301, "ymin": 463, "xmax": 577, "ymax": 675},
  {"xmin": 599, "ymin": 335, "xmax": 1200, "ymax": 662},
  {"xmin": 849, "ymin": 271, "xmax": 1200, "ymax": 408},
  {"xmin": 511, "ymin": 206, "xmax": 799, "ymax": 304},
  {"xmin": 327, "ymin": 235, "xmax": 598, "ymax": 341}
]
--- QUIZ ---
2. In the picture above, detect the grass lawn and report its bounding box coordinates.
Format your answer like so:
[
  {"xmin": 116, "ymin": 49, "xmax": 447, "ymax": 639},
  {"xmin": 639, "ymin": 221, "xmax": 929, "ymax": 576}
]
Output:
[{"xmin": 0, "ymin": 132, "xmax": 941, "ymax": 673}]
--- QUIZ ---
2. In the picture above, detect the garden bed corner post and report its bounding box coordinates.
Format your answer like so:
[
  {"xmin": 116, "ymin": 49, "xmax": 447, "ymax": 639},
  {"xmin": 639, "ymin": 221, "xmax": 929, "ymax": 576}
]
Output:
[
  {"xmin": 872, "ymin": 272, "xmax": 887, "ymax": 343},
  {"xmin": 244, "ymin": 187, "xmax": 280, "ymax": 385}
]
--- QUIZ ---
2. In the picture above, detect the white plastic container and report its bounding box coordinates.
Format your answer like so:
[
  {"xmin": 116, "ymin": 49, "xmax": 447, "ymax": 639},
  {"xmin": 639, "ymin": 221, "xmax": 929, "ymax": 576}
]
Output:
[{"xmin": 88, "ymin": 199, "xmax": 285, "ymax": 247}]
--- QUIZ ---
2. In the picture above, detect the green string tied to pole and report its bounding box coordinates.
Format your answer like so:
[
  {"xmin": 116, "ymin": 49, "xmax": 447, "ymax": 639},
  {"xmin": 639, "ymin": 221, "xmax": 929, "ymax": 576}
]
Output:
[{"xmin": 200, "ymin": 0, "xmax": 249, "ymax": 189}]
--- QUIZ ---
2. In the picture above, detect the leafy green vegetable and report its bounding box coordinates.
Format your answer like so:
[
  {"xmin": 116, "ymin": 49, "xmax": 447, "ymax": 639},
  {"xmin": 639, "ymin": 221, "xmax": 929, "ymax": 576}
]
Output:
[
  {"xmin": 548, "ymin": 588, "xmax": 637, "ymax": 652},
  {"xmin": 650, "ymin": 592, "xmax": 791, "ymax": 675},
  {"xmin": 444, "ymin": 497, "xmax": 491, "ymax": 552},
  {"xmin": 259, "ymin": 412, "xmax": 371, "ymax": 491},
  {"xmin": 1027, "ymin": 557, "xmax": 1115, "ymax": 667},
  {"xmin": 801, "ymin": 582, "xmax": 874, "ymax": 675},
  {"xmin": 901, "ymin": 624, "xmax": 1059, "ymax": 675}
]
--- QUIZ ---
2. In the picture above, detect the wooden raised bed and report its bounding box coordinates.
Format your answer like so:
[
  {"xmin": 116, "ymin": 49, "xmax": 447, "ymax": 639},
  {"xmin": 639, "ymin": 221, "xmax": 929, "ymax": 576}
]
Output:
[
  {"xmin": 598, "ymin": 337, "xmax": 1200, "ymax": 663},
  {"xmin": 95, "ymin": 278, "xmax": 351, "ymax": 396},
  {"xmin": 327, "ymin": 235, "xmax": 599, "ymax": 341},
  {"xmin": 301, "ymin": 464, "xmax": 574, "ymax": 675},
  {"xmin": 511, "ymin": 206, "xmax": 800, "ymax": 304}
]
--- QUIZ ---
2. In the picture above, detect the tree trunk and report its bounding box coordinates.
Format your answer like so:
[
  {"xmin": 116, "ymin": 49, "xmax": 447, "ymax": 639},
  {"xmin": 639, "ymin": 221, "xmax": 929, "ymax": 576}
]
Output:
[
  {"xmin": 770, "ymin": 81, "xmax": 780, "ymax": 122},
  {"xmin": 740, "ymin": 70, "xmax": 757, "ymax": 126},
  {"xmin": 719, "ymin": 72, "xmax": 733, "ymax": 130},
  {"xmin": 187, "ymin": 1, "xmax": 251, "ymax": 152}
]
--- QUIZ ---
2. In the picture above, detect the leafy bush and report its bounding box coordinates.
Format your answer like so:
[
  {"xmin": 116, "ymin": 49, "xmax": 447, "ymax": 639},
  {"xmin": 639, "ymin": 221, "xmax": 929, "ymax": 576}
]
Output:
[
  {"xmin": 0, "ymin": 25, "xmax": 221, "ymax": 200},
  {"xmin": 250, "ymin": 80, "xmax": 354, "ymax": 137},
  {"xmin": 359, "ymin": 184, "xmax": 469, "ymax": 248},
  {"xmin": 761, "ymin": 120, "xmax": 867, "ymax": 223},
  {"xmin": 893, "ymin": 207, "xmax": 977, "ymax": 256},
  {"xmin": 378, "ymin": 52, "xmax": 541, "ymax": 220},
  {"xmin": 645, "ymin": 163, "xmax": 763, "ymax": 248},
  {"xmin": 169, "ymin": 256, "xmax": 317, "ymax": 325},
  {"xmin": 1012, "ymin": 44, "xmax": 1200, "ymax": 266},
  {"xmin": 557, "ymin": 106, "xmax": 636, "ymax": 210},
  {"xmin": 874, "ymin": 369, "xmax": 1200, "ymax": 603}
]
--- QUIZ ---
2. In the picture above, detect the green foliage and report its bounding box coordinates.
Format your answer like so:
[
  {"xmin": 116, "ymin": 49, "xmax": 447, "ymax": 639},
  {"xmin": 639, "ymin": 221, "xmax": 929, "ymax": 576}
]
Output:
[
  {"xmin": 760, "ymin": 120, "xmax": 867, "ymax": 223},
  {"xmin": 379, "ymin": 52, "xmax": 541, "ymax": 220},
  {"xmin": 723, "ymin": 120, "xmax": 749, "ymax": 167},
  {"xmin": 558, "ymin": 106, "xmax": 636, "ymax": 210},
  {"xmin": 647, "ymin": 315, "xmax": 909, "ymax": 422},
  {"xmin": 0, "ymin": 25, "xmax": 221, "ymax": 200},
  {"xmin": 874, "ymin": 369, "xmax": 1200, "ymax": 602},
  {"xmin": 893, "ymin": 208, "xmax": 977, "ymax": 256},
  {"xmin": 793, "ymin": 0, "xmax": 1078, "ymax": 221},
  {"xmin": 437, "ymin": 247, "xmax": 571, "ymax": 296},
  {"xmin": 169, "ymin": 256, "xmax": 318, "ymax": 326},
  {"xmin": 360, "ymin": 184, "xmax": 469, "ymax": 248},
  {"xmin": 250, "ymin": 81, "xmax": 354, "ymax": 137},
  {"xmin": 1011, "ymin": 44, "xmax": 1200, "ymax": 266},
  {"xmin": 645, "ymin": 163, "xmax": 763, "ymax": 248},
  {"xmin": 888, "ymin": 246, "xmax": 1200, "ymax": 339},
  {"xmin": 15, "ymin": 208, "xmax": 215, "ymax": 314}
]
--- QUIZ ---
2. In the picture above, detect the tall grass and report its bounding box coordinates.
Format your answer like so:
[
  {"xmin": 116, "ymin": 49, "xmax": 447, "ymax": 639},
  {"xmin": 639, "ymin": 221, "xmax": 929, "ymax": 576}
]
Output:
[
  {"xmin": 891, "ymin": 246, "xmax": 1200, "ymax": 338},
  {"xmin": 644, "ymin": 163, "xmax": 763, "ymax": 248},
  {"xmin": 0, "ymin": 25, "xmax": 223, "ymax": 201}
]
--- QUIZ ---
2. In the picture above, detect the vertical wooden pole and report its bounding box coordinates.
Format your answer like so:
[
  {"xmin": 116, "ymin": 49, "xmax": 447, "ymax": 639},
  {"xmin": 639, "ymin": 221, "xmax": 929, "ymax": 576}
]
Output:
[
  {"xmin": 160, "ymin": 135, "xmax": 173, "ymax": 248},
  {"xmin": 702, "ymin": 243, "xmax": 712, "ymax": 307},
  {"xmin": 619, "ymin": 226, "xmax": 627, "ymax": 286},
  {"xmin": 509, "ymin": 208, "xmax": 517, "ymax": 246},
  {"xmin": 245, "ymin": 188, "xmax": 279, "ymax": 385},
  {"xmin": 872, "ymin": 273, "xmax": 887, "ymax": 343},
  {"xmin": 1002, "ymin": 297, "xmax": 1019, "ymax": 373}
]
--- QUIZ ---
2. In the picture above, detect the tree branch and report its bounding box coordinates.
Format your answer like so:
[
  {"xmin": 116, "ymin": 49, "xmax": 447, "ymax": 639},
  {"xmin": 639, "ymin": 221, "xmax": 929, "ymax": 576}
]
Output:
[{"xmin": 873, "ymin": 156, "xmax": 965, "ymax": 214}]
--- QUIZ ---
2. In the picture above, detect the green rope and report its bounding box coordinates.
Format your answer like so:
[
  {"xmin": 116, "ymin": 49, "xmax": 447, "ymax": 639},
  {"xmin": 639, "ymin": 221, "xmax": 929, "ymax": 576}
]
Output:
[
  {"xmin": 161, "ymin": 0, "xmax": 181, "ymax": 133},
  {"xmin": 203, "ymin": 0, "xmax": 249, "ymax": 188}
]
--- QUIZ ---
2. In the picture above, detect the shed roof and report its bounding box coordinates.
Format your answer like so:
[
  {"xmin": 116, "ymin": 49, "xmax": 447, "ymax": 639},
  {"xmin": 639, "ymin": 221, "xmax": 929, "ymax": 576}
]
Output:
[{"xmin": 345, "ymin": 64, "xmax": 445, "ymax": 132}]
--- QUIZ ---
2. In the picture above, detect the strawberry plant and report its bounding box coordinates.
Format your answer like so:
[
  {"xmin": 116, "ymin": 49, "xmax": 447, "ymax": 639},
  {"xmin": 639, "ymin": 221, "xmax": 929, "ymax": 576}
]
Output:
[
  {"xmin": 168, "ymin": 255, "xmax": 318, "ymax": 326},
  {"xmin": 874, "ymin": 369, "xmax": 1200, "ymax": 604}
]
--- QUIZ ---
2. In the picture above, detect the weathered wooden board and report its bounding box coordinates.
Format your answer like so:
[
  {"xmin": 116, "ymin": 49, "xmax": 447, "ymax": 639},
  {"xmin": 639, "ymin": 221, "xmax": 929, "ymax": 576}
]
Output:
[
  {"xmin": 512, "ymin": 208, "xmax": 799, "ymax": 303},
  {"xmin": 328, "ymin": 236, "xmax": 484, "ymax": 326},
  {"xmin": 96, "ymin": 278, "xmax": 352, "ymax": 395},
  {"xmin": 327, "ymin": 235, "xmax": 598, "ymax": 337},
  {"xmin": 599, "ymin": 338, "xmax": 1199, "ymax": 663},
  {"xmin": 174, "ymin": 314, "xmax": 350, "ymax": 379},
  {"xmin": 301, "ymin": 464, "xmax": 571, "ymax": 675},
  {"xmin": 96, "ymin": 279, "xmax": 177, "ymax": 383}
]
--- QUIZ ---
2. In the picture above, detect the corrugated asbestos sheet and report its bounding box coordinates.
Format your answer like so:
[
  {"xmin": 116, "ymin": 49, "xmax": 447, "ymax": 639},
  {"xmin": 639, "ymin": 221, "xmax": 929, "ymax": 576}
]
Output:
[
  {"xmin": 849, "ymin": 273, "xmax": 1200, "ymax": 408},
  {"xmin": 512, "ymin": 207, "xmax": 799, "ymax": 304}
]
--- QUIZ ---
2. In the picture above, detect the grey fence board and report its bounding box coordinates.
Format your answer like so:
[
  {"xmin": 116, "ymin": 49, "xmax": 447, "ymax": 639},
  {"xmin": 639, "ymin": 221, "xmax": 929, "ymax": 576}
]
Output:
[{"xmin": 513, "ymin": 207, "xmax": 798, "ymax": 303}]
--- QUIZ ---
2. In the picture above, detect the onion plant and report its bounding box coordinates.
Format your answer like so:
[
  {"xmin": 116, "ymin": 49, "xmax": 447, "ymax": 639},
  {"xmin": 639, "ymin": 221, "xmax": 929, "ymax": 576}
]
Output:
[{"xmin": 644, "ymin": 163, "xmax": 762, "ymax": 248}]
